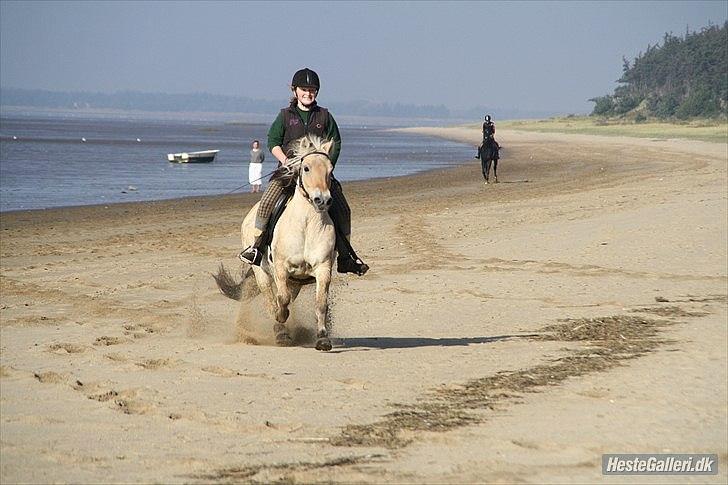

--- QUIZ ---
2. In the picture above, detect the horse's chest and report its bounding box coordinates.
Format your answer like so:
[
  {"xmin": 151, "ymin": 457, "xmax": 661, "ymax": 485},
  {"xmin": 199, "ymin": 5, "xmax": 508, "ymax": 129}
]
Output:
[
  {"xmin": 284, "ymin": 252, "xmax": 327, "ymax": 280},
  {"xmin": 289, "ymin": 245, "xmax": 329, "ymax": 269},
  {"xmin": 272, "ymin": 211, "xmax": 334, "ymax": 275},
  {"xmin": 286, "ymin": 259, "xmax": 314, "ymax": 277},
  {"xmin": 272, "ymin": 235, "xmax": 331, "ymax": 275}
]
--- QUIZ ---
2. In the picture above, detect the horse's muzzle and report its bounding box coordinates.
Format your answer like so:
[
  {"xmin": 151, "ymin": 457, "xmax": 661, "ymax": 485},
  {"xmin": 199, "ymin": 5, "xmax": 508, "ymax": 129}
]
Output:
[{"xmin": 311, "ymin": 191, "xmax": 332, "ymax": 212}]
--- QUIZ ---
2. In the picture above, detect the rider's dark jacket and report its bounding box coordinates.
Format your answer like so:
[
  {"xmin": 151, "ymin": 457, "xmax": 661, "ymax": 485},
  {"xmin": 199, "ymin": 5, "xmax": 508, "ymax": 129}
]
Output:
[
  {"xmin": 483, "ymin": 121, "xmax": 496, "ymax": 139},
  {"xmin": 267, "ymin": 101, "xmax": 342, "ymax": 165}
]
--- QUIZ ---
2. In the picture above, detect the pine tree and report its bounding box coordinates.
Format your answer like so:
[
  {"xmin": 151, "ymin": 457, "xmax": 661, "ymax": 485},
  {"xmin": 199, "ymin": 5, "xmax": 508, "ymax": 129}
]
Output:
[{"xmin": 589, "ymin": 22, "xmax": 727, "ymax": 119}]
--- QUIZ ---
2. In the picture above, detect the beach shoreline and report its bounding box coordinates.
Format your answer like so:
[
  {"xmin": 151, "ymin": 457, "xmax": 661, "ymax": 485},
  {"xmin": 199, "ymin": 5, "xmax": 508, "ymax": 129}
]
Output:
[
  {"xmin": 0, "ymin": 158, "xmax": 471, "ymax": 220},
  {"xmin": 1, "ymin": 126, "xmax": 726, "ymax": 483},
  {"xmin": 0, "ymin": 113, "xmax": 475, "ymax": 213}
]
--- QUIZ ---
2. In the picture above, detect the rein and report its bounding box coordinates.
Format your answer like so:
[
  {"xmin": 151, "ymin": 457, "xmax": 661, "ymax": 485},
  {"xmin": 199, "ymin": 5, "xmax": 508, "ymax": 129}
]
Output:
[{"xmin": 223, "ymin": 150, "xmax": 330, "ymax": 196}]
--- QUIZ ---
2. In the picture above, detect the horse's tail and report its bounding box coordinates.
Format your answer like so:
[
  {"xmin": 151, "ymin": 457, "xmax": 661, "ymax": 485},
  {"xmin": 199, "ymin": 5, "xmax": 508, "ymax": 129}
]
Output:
[{"xmin": 212, "ymin": 263, "xmax": 253, "ymax": 301}]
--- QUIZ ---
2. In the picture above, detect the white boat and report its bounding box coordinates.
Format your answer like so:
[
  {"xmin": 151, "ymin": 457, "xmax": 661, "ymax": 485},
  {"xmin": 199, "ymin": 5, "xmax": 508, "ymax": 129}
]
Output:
[{"xmin": 167, "ymin": 149, "xmax": 219, "ymax": 163}]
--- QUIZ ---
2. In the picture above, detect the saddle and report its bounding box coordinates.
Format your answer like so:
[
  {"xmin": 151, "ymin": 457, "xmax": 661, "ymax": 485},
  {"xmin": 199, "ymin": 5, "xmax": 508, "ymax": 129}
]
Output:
[
  {"xmin": 478, "ymin": 137, "xmax": 500, "ymax": 160},
  {"xmin": 260, "ymin": 189, "xmax": 294, "ymax": 264}
]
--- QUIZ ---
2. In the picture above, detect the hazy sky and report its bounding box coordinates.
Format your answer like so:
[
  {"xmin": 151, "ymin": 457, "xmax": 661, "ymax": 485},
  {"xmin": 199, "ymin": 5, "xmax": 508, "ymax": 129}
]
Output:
[{"xmin": 1, "ymin": 1, "xmax": 726, "ymax": 114}]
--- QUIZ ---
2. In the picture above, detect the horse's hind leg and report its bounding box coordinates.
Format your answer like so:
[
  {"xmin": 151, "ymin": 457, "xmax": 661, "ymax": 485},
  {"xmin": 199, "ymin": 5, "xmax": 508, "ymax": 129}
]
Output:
[
  {"xmin": 288, "ymin": 284, "xmax": 302, "ymax": 304},
  {"xmin": 313, "ymin": 265, "xmax": 333, "ymax": 351},
  {"xmin": 249, "ymin": 267, "xmax": 275, "ymax": 315}
]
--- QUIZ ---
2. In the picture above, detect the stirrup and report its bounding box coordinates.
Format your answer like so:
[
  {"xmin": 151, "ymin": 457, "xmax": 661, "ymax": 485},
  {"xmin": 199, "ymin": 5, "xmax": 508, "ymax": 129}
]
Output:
[{"xmin": 239, "ymin": 246, "xmax": 262, "ymax": 266}]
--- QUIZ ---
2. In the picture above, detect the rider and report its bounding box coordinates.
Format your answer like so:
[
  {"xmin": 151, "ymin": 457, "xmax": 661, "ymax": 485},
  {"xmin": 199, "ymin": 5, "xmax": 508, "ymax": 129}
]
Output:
[
  {"xmin": 238, "ymin": 68, "xmax": 369, "ymax": 276},
  {"xmin": 482, "ymin": 114, "xmax": 500, "ymax": 152}
]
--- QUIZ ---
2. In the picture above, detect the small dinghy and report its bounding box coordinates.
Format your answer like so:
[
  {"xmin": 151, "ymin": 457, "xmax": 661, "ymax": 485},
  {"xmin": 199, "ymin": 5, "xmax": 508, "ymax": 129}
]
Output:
[{"xmin": 167, "ymin": 149, "xmax": 219, "ymax": 163}]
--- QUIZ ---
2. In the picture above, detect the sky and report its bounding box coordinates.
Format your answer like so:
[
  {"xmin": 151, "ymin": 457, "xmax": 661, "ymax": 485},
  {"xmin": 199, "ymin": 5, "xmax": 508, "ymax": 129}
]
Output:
[{"xmin": 1, "ymin": 1, "xmax": 726, "ymax": 114}]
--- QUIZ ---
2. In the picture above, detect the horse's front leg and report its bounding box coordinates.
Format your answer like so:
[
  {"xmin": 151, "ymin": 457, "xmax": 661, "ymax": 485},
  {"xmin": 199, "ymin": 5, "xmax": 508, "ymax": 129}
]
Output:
[
  {"xmin": 273, "ymin": 264, "xmax": 293, "ymax": 346},
  {"xmin": 480, "ymin": 157, "xmax": 489, "ymax": 183},
  {"xmin": 493, "ymin": 158, "xmax": 499, "ymax": 183},
  {"xmin": 313, "ymin": 264, "xmax": 333, "ymax": 351}
]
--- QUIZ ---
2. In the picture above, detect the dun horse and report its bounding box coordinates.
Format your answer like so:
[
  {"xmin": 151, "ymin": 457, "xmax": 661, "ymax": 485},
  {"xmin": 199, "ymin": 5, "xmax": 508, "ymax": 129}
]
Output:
[{"xmin": 215, "ymin": 135, "xmax": 337, "ymax": 351}]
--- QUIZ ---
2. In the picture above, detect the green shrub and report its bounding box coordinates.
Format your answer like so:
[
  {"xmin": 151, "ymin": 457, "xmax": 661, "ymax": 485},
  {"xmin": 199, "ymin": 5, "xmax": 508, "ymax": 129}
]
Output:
[
  {"xmin": 589, "ymin": 95, "xmax": 614, "ymax": 116},
  {"xmin": 675, "ymin": 87, "xmax": 718, "ymax": 119}
]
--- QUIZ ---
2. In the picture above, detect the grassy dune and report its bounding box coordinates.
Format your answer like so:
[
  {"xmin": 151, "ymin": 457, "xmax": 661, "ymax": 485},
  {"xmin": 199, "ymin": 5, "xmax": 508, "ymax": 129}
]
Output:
[{"xmin": 493, "ymin": 116, "xmax": 727, "ymax": 143}]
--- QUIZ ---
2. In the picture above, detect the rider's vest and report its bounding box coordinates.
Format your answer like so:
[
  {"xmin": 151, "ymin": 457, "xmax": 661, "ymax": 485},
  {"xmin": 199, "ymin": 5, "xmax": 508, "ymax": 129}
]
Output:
[
  {"xmin": 483, "ymin": 122, "xmax": 495, "ymax": 138},
  {"xmin": 281, "ymin": 103, "xmax": 330, "ymax": 157}
]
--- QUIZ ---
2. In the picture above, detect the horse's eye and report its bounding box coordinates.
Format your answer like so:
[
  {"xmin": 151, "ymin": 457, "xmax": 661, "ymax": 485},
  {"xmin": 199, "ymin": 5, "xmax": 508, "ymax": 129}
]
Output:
[{"xmin": 303, "ymin": 166, "xmax": 310, "ymax": 172}]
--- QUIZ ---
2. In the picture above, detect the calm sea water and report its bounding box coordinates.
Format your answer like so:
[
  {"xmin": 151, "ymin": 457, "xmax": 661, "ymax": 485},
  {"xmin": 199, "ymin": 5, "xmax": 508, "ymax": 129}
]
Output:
[{"xmin": 0, "ymin": 110, "xmax": 473, "ymax": 212}]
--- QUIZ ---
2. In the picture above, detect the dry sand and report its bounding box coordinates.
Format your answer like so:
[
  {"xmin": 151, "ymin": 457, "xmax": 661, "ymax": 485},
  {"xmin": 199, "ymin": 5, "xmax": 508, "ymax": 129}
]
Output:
[{"xmin": 1, "ymin": 126, "xmax": 726, "ymax": 483}]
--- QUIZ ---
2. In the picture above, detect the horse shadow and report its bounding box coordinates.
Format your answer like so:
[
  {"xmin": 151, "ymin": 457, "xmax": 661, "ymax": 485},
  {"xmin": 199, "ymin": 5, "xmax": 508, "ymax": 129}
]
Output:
[{"xmin": 328, "ymin": 333, "xmax": 538, "ymax": 352}]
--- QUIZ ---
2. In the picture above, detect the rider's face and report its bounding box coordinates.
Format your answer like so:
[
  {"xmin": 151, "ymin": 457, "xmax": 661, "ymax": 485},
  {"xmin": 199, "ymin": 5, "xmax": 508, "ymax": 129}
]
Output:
[{"xmin": 295, "ymin": 86, "xmax": 317, "ymax": 107}]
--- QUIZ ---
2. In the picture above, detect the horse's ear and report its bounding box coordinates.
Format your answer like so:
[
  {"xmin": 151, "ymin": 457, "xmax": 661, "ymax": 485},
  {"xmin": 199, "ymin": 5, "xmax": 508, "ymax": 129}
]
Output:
[{"xmin": 321, "ymin": 139, "xmax": 335, "ymax": 155}]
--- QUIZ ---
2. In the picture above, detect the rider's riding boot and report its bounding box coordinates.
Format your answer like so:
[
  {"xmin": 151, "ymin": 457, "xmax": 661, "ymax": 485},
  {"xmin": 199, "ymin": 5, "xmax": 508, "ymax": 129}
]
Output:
[
  {"xmin": 335, "ymin": 230, "xmax": 369, "ymax": 276},
  {"xmin": 239, "ymin": 228, "xmax": 265, "ymax": 266},
  {"xmin": 337, "ymin": 249, "xmax": 369, "ymax": 276}
]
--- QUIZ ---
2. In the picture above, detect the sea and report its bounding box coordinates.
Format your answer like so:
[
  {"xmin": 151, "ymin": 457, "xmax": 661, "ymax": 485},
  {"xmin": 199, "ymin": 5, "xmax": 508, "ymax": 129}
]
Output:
[{"xmin": 0, "ymin": 108, "xmax": 474, "ymax": 212}]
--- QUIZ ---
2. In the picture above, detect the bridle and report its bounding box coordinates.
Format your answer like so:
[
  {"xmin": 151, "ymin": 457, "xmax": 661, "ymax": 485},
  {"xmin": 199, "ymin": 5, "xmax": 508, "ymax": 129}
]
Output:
[{"xmin": 295, "ymin": 151, "xmax": 332, "ymax": 203}]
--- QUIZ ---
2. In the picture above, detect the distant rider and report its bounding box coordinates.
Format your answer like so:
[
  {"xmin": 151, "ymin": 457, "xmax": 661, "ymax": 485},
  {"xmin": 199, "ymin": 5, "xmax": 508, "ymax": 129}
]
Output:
[
  {"xmin": 482, "ymin": 114, "xmax": 500, "ymax": 152},
  {"xmin": 238, "ymin": 68, "xmax": 369, "ymax": 276}
]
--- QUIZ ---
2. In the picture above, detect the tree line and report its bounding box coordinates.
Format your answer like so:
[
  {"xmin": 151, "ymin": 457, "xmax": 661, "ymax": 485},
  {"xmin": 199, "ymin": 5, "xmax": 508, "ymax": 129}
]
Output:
[
  {"xmin": 590, "ymin": 22, "xmax": 727, "ymax": 119},
  {"xmin": 0, "ymin": 88, "xmax": 449, "ymax": 120}
]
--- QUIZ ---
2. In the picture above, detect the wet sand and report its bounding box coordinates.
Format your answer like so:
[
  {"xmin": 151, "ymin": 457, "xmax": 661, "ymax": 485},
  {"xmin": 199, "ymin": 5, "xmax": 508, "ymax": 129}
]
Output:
[{"xmin": 1, "ymin": 127, "xmax": 726, "ymax": 483}]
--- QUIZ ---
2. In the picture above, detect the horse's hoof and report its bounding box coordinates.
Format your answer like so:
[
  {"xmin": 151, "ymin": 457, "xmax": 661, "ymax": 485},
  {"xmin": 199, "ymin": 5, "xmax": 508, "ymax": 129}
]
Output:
[
  {"xmin": 315, "ymin": 337, "xmax": 332, "ymax": 351},
  {"xmin": 275, "ymin": 309, "xmax": 290, "ymax": 323},
  {"xmin": 276, "ymin": 333, "xmax": 294, "ymax": 346}
]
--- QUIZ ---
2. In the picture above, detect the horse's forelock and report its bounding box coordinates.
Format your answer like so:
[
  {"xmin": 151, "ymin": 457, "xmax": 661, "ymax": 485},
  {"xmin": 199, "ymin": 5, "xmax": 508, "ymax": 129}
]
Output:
[{"xmin": 291, "ymin": 135, "xmax": 330, "ymax": 159}]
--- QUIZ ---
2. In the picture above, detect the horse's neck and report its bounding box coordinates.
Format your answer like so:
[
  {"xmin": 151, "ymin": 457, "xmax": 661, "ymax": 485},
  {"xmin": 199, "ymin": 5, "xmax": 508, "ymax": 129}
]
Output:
[
  {"xmin": 288, "ymin": 187, "xmax": 326, "ymax": 225},
  {"xmin": 290, "ymin": 186, "xmax": 309, "ymax": 208}
]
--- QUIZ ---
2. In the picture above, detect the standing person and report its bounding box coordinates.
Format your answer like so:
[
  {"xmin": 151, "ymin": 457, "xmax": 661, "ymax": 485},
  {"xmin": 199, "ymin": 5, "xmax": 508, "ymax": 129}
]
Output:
[
  {"xmin": 238, "ymin": 68, "xmax": 368, "ymax": 276},
  {"xmin": 249, "ymin": 140, "xmax": 265, "ymax": 193}
]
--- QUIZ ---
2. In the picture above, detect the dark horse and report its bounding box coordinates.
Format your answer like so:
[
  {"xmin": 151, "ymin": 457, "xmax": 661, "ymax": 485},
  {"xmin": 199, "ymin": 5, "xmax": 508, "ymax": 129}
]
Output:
[{"xmin": 478, "ymin": 137, "xmax": 499, "ymax": 183}]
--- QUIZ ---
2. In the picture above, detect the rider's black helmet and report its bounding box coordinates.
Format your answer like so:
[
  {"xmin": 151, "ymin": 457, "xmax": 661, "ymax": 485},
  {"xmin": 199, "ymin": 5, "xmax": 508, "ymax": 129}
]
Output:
[
  {"xmin": 485, "ymin": 114, "xmax": 492, "ymax": 122},
  {"xmin": 292, "ymin": 68, "xmax": 320, "ymax": 90}
]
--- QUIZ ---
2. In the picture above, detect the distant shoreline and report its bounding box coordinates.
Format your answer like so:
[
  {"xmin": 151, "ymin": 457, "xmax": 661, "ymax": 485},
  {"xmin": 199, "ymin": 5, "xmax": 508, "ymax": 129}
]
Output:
[
  {"xmin": 0, "ymin": 85, "xmax": 564, "ymax": 120},
  {"xmin": 0, "ymin": 104, "xmax": 475, "ymax": 128}
]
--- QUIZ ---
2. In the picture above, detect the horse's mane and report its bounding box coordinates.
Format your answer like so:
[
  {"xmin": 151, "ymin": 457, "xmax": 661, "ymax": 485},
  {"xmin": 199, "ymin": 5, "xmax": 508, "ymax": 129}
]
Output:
[{"xmin": 271, "ymin": 135, "xmax": 331, "ymax": 186}]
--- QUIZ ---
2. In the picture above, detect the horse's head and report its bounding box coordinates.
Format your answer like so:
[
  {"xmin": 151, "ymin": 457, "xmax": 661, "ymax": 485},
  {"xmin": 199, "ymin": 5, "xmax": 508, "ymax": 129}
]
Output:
[{"xmin": 291, "ymin": 136, "xmax": 335, "ymax": 213}]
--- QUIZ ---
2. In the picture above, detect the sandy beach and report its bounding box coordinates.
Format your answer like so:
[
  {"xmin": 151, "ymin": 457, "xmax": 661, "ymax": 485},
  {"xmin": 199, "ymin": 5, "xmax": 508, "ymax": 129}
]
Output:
[{"xmin": 1, "ymin": 126, "xmax": 726, "ymax": 483}]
